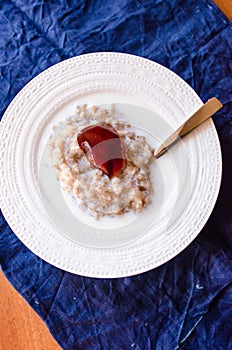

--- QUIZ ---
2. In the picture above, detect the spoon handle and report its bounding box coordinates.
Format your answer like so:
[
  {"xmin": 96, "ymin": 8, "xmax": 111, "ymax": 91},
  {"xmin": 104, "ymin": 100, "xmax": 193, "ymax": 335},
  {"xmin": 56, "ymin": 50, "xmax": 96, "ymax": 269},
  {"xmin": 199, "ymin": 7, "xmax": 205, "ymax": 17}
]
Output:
[{"xmin": 154, "ymin": 97, "xmax": 223, "ymax": 158}]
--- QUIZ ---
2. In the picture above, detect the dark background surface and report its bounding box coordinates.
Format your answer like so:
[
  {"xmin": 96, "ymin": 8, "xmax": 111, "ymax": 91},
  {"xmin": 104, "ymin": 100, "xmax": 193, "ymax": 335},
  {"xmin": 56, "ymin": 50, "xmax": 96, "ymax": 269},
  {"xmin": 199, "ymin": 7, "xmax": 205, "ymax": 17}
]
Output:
[{"xmin": 0, "ymin": 1, "xmax": 232, "ymax": 349}]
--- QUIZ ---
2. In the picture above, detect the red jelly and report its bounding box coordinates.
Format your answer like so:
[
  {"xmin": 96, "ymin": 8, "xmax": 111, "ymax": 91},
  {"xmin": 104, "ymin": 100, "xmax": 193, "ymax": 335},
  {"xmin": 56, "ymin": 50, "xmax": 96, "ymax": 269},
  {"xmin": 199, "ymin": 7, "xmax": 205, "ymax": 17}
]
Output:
[{"xmin": 77, "ymin": 123, "xmax": 126, "ymax": 178}]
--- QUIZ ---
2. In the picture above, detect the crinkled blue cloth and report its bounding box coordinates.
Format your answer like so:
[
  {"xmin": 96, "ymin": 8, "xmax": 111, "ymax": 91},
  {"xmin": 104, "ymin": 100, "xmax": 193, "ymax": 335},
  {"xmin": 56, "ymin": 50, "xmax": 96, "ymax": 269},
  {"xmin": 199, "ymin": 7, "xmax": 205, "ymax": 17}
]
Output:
[{"xmin": 1, "ymin": 0, "xmax": 232, "ymax": 349}]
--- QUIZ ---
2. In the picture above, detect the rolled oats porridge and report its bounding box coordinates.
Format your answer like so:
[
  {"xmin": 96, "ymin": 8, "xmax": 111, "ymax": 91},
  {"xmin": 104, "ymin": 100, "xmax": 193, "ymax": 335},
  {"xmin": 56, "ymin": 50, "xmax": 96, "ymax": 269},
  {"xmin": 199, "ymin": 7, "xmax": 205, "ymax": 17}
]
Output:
[{"xmin": 48, "ymin": 105, "xmax": 154, "ymax": 219}]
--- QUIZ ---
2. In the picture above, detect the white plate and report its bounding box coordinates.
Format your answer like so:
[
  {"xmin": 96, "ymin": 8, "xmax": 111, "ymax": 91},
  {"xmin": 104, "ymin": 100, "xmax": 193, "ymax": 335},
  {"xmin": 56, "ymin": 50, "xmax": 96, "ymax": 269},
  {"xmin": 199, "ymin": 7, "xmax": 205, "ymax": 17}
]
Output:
[{"xmin": 0, "ymin": 53, "xmax": 222, "ymax": 278}]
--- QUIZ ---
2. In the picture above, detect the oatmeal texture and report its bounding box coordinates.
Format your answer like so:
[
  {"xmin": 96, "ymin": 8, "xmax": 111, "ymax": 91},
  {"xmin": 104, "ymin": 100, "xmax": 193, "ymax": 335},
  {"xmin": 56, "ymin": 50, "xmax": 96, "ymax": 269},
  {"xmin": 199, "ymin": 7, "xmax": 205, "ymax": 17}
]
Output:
[{"xmin": 49, "ymin": 105, "xmax": 154, "ymax": 218}]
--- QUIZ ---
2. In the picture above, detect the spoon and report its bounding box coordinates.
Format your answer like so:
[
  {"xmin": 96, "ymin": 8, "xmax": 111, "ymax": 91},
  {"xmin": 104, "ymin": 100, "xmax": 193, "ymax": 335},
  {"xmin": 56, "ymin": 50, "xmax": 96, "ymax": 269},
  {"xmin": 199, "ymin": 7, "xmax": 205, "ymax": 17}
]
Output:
[{"xmin": 154, "ymin": 97, "xmax": 222, "ymax": 158}]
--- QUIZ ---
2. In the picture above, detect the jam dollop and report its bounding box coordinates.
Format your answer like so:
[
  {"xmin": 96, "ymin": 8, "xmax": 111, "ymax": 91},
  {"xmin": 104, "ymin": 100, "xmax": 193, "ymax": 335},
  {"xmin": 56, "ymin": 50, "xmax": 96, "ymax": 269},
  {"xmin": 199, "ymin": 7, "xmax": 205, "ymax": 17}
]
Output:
[{"xmin": 77, "ymin": 123, "xmax": 126, "ymax": 178}]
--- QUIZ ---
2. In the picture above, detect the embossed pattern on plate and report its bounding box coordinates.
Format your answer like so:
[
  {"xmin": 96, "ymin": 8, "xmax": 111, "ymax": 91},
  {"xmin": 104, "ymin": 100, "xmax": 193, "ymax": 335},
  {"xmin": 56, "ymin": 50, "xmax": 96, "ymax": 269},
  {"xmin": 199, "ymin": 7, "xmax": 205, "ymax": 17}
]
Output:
[{"xmin": 0, "ymin": 53, "xmax": 222, "ymax": 277}]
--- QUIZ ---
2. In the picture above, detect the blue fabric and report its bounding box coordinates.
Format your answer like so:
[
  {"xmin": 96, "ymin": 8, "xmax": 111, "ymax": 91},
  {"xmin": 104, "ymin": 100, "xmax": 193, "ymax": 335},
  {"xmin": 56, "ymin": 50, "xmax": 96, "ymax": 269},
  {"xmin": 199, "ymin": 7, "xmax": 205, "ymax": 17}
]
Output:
[{"xmin": 1, "ymin": 0, "xmax": 232, "ymax": 349}]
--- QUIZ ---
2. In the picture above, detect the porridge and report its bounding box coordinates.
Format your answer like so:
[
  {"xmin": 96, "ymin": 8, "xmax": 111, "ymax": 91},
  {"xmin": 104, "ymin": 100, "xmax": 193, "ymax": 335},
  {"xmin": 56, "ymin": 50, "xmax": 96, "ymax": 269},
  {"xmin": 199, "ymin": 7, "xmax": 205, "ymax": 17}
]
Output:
[{"xmin": 48, "ymin": 105, "xmax": 154, "ymax": 219}]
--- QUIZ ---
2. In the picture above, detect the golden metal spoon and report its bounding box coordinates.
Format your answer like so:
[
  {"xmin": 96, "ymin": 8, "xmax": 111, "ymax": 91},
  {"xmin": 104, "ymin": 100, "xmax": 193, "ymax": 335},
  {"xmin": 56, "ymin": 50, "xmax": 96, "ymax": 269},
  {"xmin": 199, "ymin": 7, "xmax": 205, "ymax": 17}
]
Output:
[{"xmin": 154, "ymin": 97, "xmax": 223, "ymax": 158}]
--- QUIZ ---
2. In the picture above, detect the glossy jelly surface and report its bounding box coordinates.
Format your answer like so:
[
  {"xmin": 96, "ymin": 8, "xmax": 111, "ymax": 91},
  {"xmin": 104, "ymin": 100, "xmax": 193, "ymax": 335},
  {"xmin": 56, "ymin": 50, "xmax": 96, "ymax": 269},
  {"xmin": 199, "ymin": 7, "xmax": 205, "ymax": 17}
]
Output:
[{"xmin": 77, "ymin": 123, "xmax": 126, "ymax": 178}]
